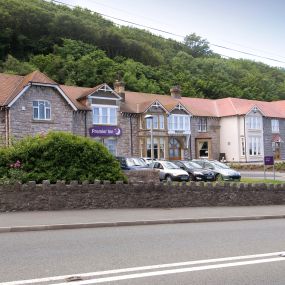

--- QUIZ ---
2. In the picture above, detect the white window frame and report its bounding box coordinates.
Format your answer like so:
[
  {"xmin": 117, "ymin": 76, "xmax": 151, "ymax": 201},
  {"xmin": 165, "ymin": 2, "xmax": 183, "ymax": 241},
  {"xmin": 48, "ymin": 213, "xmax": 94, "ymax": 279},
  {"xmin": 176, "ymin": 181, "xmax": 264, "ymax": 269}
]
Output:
[
  {"xmin": 248, "ymin": 136, "xmax": 262, "ymax": 156},
  {"xmin": 104, "ymin": 138, "xmax": 117, "ymax": 155},
  {"xmin": 33, "ymin": 100, "xmax": 51, "ymax": 120},
  {"xmin": 247, "ymin": 116, "xmax": 262, "ymax": 130},
  {"xmin": 167, "ymin": 114, "xmax": 190, "ymax": 131},
  {"xmin": 240, "ymin": 136, "xmax": 245, "ymax": 156},
  {"xmin": 271, "ymin": 119, "xmax": 279, "ymax": 133},
  {"xmin": 92, "ymin": 105, "xmax": 118, "ymax": 125},
  {"xmin": 146, "ymin": 114, "xmax": 165, "ymax": 130},
  {"xmin": 198, "ymin": 117, "xmax": 207, "ymax": 132}
]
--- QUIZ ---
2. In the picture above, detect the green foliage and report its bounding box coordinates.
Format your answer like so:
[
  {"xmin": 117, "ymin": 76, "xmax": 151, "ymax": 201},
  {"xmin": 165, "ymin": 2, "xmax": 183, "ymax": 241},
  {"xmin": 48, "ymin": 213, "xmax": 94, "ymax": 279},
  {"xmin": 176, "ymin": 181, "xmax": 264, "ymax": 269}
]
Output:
[
  {"xmin": 0, "ymin": 132, "xmax": 126, "ymax": 183},
  {"xmin": 1, "ymin": 0, "xmax": 285, "ymax": 101},
  {"xmin": 0, "ymin": 54, "xmax": 34, "ymax": 75}
]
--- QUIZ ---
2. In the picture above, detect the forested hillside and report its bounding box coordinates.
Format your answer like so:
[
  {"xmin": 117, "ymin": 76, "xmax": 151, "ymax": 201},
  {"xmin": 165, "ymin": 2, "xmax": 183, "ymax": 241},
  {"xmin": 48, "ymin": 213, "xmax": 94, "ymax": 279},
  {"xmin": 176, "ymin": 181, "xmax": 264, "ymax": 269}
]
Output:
[{"xmin": 1, "ymin": 0, "xmax": 285, "ymax": 100}]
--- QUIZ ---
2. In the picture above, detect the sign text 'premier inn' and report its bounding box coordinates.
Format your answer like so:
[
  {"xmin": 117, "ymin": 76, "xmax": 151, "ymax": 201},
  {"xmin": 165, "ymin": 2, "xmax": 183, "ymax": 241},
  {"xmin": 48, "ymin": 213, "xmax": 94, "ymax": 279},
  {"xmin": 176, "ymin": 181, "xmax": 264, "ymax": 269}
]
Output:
[{"xmin": 89, "ymin": 126, "xmax": 122, "ymax": 137}]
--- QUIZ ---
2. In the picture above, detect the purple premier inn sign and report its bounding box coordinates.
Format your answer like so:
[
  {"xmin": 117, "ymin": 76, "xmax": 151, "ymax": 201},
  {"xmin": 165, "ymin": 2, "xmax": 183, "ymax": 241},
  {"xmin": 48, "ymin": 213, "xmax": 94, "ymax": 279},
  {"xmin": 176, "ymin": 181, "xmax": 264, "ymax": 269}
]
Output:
[
  {"xmin": 264, "ymin": 156, "xmax": 274, "ymax": 165},
  {"xmin": 89, "ymin": 126, "xmax": 122, "ymax": 137}
]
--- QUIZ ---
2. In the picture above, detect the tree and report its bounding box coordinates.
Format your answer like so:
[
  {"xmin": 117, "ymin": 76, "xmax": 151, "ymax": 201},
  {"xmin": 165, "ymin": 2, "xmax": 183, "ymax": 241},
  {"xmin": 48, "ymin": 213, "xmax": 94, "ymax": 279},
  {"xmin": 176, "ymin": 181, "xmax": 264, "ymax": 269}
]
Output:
[{"xmin": 184, "ymin": 33, "xmax": 214, "ymax": 57}]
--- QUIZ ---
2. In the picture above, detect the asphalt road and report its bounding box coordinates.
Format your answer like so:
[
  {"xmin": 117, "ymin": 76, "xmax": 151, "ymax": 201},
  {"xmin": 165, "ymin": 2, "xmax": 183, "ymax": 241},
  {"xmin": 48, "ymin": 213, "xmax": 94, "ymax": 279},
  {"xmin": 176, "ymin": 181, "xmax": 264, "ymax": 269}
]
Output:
[
  {"xmin": 239, "ymin": 170, "xmax": 285, "ymax": 181},
  {"xmin": 1, "ymin": 220, "xmax": 285, "ymax": 284}
]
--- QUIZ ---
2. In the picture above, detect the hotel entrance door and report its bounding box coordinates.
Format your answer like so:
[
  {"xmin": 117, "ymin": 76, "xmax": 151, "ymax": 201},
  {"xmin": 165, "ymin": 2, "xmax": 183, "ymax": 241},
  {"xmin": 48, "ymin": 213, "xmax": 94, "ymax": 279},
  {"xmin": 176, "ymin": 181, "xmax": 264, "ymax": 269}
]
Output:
[{"xmin": 169, "ymin": 138, "xmax": 181, "ymax": 160}]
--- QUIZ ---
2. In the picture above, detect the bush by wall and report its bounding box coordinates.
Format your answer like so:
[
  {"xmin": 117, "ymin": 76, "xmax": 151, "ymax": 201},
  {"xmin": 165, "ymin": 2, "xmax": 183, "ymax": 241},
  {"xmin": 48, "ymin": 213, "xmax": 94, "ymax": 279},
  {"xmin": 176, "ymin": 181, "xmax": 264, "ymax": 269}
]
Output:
[{"xmin": 0, "ymin": 132, "xmax": 126, "ymax": 183}]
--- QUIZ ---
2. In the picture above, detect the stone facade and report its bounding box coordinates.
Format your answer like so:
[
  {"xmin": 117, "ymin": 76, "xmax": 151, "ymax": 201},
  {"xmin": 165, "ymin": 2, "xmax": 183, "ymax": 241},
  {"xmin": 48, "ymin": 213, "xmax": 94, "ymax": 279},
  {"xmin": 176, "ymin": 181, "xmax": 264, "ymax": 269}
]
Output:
[
  {"xmin": 9, "ymin": 85, "xmax": 74, "ymax": 140},
  {"xmin": 0, "ymin": 109, "xmax": 6, "ymax": 145},
  {"xmin": 263, "ymin": 117, "xmax": 285, "ymax": 160},
  {"xmin": 117, "ymin": 114, "xmax": 140, "ymax": 157},
  {"xmin": 1, "ymin": 179, "xmax": 285, "ymax": 212},
  {"xmin": 190, "ymin": 117, "xmax": 220, "ymax": 159},
  {"xmin": 263, "ymin": 118, "xmax": 274, "ymax": 157}
]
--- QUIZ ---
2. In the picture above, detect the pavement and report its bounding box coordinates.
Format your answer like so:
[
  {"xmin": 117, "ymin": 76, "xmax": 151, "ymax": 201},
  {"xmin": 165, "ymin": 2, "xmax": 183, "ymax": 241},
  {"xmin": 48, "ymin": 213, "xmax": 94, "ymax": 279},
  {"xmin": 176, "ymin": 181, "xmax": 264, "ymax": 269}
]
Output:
[
  {"xmin": 239, "ymin": 170, "xmax": 285, "ymax": 181},
  {"xmin": 1, "ymin": 205, "xmax": 285, "ymax": 233}
]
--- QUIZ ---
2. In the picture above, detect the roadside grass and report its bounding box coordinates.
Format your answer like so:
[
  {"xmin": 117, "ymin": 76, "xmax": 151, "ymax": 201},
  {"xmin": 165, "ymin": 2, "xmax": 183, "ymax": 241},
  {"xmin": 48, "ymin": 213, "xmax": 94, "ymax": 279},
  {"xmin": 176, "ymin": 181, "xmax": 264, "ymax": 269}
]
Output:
[{"xmin": 240, "ymin": 178, "xmax": 283, "ymax": 184}]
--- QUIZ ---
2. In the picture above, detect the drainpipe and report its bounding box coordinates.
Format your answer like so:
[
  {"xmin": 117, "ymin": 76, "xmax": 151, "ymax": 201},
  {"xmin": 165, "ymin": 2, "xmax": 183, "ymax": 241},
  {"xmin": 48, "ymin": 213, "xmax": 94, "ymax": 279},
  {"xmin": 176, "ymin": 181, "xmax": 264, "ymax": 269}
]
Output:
[
  {"xmin": 5, "ymin": 107, "xmax": 10, "ymax": 146},
  {"xmin": 5, "ymin": 108, "xmax": 8, "ymax": 146},
  {"xmin": 130, "ymin": 116, "xmax": 133, "ymax": 156},
  {"xmin": 244, "ymin": 116, "xmax": 248, "ymax": 162},
  {"xmin": 84, "ymin": 111, "xmax": 87, "ymax": 137},
  {"xmin": 189, "ymin": 134, "xmax": 192, "ymax": 160}
]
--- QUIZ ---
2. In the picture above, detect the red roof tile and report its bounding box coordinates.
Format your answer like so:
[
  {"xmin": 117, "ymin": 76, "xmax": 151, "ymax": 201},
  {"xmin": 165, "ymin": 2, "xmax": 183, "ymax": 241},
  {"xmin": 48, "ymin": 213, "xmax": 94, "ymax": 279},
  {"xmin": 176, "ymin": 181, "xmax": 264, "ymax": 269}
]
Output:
[{"xmin": 2, "ymin": 71, "xmax": 285, "ymax": 118}]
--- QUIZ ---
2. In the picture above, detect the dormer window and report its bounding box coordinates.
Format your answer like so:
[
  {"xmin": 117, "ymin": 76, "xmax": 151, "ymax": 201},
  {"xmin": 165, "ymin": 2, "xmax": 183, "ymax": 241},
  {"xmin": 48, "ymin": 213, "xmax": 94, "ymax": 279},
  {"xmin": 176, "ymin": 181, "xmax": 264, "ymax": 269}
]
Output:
[{"xmin": 33, "ymin": 100, "xmax": 51, "ymax": 120}]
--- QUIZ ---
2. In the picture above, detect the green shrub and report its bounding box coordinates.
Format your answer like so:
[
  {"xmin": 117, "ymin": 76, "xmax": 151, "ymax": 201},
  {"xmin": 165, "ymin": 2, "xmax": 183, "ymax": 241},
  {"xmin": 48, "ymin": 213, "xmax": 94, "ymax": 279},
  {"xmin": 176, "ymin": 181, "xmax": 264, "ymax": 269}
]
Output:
[{"xmin": 0, "ymin": 132, "xmax": 126, "ymax": 183}]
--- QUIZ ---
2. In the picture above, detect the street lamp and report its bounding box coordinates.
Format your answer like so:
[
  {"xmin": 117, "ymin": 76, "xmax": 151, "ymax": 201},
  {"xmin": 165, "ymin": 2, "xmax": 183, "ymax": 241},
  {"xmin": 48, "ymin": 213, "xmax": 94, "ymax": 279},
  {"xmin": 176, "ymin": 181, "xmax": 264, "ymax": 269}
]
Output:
[{"xmin": 145, "ymin": 114, "xmax": 154, "ymax": 159}]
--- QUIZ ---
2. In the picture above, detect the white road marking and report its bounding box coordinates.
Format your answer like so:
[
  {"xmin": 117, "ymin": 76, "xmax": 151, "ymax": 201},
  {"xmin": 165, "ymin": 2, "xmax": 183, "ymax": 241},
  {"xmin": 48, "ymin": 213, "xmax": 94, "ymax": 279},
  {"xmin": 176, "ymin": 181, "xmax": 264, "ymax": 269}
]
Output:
[
  {"xmin": 1, "ymin": 251, "xmax": 285, "ymax": 285},
  {"xmin": 52, "ymin": 257, "xmax": 285, "ymax": 285}
]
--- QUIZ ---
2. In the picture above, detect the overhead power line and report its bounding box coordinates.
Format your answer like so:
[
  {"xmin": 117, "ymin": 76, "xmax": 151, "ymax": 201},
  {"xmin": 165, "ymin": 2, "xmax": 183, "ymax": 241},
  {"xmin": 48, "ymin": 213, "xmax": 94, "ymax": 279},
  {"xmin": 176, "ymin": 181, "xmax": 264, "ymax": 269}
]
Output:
[{"xmin": 50, "ymin": 0, "xmax": 285, "ymax": 65}]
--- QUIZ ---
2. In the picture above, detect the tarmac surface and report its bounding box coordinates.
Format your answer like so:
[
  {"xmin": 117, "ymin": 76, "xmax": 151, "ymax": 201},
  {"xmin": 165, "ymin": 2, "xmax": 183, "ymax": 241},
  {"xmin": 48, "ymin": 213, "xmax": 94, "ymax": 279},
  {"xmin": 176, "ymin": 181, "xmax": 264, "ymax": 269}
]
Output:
[{"xmin": 1, "ymin": 205, "xmax": 285, "ymax": 233}]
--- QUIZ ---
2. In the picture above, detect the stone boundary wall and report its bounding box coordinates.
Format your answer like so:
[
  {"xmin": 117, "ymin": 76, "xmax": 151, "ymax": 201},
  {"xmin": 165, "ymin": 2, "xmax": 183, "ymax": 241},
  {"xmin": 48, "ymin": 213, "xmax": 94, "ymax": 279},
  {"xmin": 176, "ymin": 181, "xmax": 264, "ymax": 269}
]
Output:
[{"xmin": 1, "ymin": 180, "xmax": 285, "ymax": 212}]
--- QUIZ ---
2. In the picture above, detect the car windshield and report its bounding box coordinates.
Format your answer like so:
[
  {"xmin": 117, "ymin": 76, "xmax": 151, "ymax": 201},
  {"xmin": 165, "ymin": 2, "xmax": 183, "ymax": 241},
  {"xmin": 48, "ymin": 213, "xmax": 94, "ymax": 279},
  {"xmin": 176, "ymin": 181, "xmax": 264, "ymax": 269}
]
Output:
[
  {"xmin": 213, "ymin": 161, "xmax": 230, "ymax": 169},
  {"xmin": 126, "ymin": 158, "xmax": 146, "ymax": 166},
  {"xmin": 183, "ymin": 161, "xmax": 202, "ymax": 169},
  {"xmin": 162, "ymin": 161, "xmax": 180, "ymax": 169}
]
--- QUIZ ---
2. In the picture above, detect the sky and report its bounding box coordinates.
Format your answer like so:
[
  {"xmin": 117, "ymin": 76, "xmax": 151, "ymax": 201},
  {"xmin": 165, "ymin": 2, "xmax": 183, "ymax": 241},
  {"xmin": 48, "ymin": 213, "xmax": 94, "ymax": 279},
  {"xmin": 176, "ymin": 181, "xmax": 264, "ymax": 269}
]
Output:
[{"xmin": 59, "ymin": 0, "xmax": 285, "ymax": 68}]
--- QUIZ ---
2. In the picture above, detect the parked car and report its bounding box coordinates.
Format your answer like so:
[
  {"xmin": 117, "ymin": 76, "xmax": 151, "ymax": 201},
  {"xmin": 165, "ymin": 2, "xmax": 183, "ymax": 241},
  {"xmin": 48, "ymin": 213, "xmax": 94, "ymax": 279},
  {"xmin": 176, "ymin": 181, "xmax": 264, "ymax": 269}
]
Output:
[
  {"xmin": 193, "ymin": 159, "xmax": 241, "ymax": 181},
  {"xmin": 140, "ymin": 157, "xmax": 157, "ymax": 165},
  {"xmin": 116, "ymin": 157, "xmax": 149, "ymax": 170},
  {"xmin": 150, "ymin": 160, "xmax": 189, "ymax": 182},
  {"xmin": 173, "ymin": 160, "xmax": 215, "ymax": 181}
]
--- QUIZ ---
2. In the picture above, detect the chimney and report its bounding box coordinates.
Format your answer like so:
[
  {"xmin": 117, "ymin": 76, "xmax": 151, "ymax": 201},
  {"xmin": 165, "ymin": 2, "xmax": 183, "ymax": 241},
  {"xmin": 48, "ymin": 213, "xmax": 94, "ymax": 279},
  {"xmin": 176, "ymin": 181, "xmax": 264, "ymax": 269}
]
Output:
[
  {"xmin": 114, "ymin": 80, "xmax": 125, "ymax": 102},
  {"xmin": 170, "ymin": 86, "xmax": 181, "ymax": 99}
]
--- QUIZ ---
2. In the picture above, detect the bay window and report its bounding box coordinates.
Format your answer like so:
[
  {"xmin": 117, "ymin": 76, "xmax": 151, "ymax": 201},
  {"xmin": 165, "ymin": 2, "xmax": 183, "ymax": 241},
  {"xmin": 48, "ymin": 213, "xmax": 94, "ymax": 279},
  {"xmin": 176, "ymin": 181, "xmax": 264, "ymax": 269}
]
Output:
[
  {"xmin": 145, "ymin": 115, "xmax": 165, "ymax": 130},
  {"xmin": 168, "ymin": 115, "xmax": 190, "ymax": 132},
  {"xmin": 248, "ymin": 136, "xmax": 262, "ymax": 156},
  {"xmin": 247, "ymin": 116, "xmax": 262, "ymax": 129},
  {"xmin": 146, "ymin": 137, "xmax": 165, "ymax": 159},
  {"xmin": 92, "ymin": 105, "xmax": 117, "ymax": 125}
]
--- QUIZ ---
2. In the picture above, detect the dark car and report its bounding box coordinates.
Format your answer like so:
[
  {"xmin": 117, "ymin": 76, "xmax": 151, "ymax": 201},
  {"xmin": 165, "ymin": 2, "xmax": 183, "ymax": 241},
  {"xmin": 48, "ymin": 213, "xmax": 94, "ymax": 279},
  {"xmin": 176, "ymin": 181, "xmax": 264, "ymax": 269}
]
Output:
[
  {"xmin": 173, "ymin": 160, "xmax": 215, "ymax": 181},
  {"xmin": 116, "ymin": 157, "xmax": 149, "ymax": 170},
  {"xmin": 193, "ymin": 159, "xmax": 241, "ymax": 181}
]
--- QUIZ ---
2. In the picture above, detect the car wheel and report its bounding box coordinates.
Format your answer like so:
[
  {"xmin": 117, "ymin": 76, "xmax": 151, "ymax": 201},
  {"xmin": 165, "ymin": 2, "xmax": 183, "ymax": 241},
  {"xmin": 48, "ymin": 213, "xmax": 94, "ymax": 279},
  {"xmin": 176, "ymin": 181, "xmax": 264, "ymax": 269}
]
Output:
[
  {"xmin": 216, "ymin": 174, "xmax": 223, "ymax": 181},
  {"xmin": 166, "ymin": 175, "xmax": 173, "ymax": 182}
]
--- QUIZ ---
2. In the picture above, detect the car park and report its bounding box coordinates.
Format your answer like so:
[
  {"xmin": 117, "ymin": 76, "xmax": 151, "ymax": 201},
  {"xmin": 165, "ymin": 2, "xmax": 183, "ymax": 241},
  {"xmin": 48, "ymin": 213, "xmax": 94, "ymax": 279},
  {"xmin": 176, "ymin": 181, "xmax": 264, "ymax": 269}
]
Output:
[
  {"xmin": 193, "ymin": 159, "xmax": 241, "ymax": 181},
  {"xmin": 173, "ymin": 160, "xmax": 215, "ymax": 181},
  {"xmin": 150, "ymin": 160, "xmax": 189, "ymax": 182}
]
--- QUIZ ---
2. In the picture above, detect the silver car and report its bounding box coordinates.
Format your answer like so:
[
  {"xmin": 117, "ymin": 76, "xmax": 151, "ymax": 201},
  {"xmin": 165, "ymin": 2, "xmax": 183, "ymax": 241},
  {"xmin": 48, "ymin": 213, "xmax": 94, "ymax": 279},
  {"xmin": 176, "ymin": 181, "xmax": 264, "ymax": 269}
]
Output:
[
  {"xmin": 150, "ymin": 160, "xmax": 190, "ymax": 182},
  {"xmin": 193, "ymin": 159, "xmax": 241, "ymax": 181}
]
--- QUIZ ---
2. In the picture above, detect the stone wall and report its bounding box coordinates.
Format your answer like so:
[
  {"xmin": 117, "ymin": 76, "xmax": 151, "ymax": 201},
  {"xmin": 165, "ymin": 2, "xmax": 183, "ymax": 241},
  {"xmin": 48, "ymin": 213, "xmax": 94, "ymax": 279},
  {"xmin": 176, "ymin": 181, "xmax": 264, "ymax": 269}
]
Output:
[
  {"xmin": 9, "ymin": 86, "xmax": 74, "ymax": 140},
  {"xmin": 1, "ymin": 180, "xmax": 285, "ymax": 212},
  {"xmin": 191, "ymin": 117, "xmax": 220, "ymax": 160},
  {"xmin": 117, "ymin": 114, "xmax": 140, "ymax": 157},
  {"xmin": 263, "ymin": 118, "xmax": 274, "ymax": 157},
  {"xmin": 0, "ymin": 109, "xmax": 6, "ymax": 145},
  {"xmin": 263, "ymin": 117, "xmax": 285, "ymax": 160}
]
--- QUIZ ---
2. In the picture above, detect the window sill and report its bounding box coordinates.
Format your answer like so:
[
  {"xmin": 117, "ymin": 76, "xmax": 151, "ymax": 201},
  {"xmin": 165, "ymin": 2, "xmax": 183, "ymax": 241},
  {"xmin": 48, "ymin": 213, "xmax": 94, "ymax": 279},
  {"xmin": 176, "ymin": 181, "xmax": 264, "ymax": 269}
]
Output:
[
  {"xmin": 93, "ymin": 123, "xmax": 118, "ymax": 126},
  {"xmin": 31, "ymin": 119, "xmax": 54, "ymax": 124}
]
